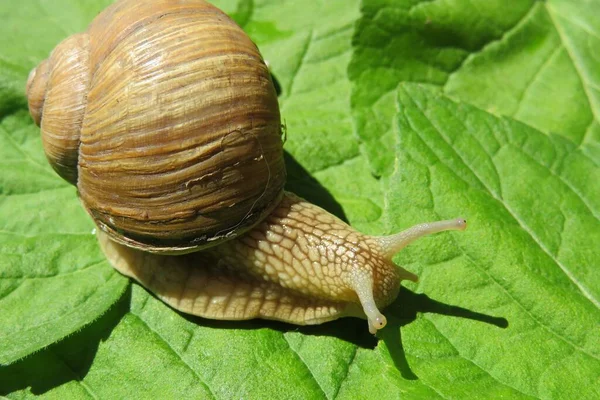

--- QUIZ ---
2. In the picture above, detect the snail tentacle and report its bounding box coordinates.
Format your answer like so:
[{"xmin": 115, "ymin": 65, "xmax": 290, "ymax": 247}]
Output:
[
  {"xmin": 376, "ymin": 218, "xmax": 467, "ymax": 259},
  {"xmin": 348, "ymin": 273, "xmax": 387, "ymax": 334}
]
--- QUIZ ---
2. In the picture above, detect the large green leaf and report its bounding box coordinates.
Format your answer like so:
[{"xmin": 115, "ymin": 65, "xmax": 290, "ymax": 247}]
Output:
[
  {"xmin": 350, "ymin": 0, "xmax": 600, "ymax": 175},
  {"xmin": 1, "ymin": 0, "xmax": 598, "ymax": 399}
]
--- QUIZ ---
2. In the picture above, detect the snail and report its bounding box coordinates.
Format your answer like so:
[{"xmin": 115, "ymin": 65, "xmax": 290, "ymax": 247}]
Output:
[{"xmin": 25, "ymin": 0, "xmax": 466, "ymax": 334}]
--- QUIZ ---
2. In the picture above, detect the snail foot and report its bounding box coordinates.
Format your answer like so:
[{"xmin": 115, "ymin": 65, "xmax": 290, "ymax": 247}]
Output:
[{"xmin": 97, "ymin": 229, "xmax": 349, "ymax": 326}]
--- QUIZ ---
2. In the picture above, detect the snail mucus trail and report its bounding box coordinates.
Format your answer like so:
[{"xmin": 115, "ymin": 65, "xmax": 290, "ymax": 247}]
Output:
[{"xmin": 25, "ymin": 0, "xmax": 467, "ymax": 334}]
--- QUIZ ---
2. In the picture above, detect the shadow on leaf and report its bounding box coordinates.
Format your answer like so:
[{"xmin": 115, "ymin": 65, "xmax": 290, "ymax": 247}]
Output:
[
  {"xmin": 179, "ymin": 308, "xmax": 379, "ymax": 349},
  {"xmin": 176, "ymin": 284, "xmax": 507, "ymax": 370},
  {"xmin": 378, "ymin": 287, "xmax": 508, "ymax": 380},
  {"xmin": 0, "ymin": 288, "xmax": 131, "ymax": 396},
  {"xmin": 284, "ymin": 151, "xmax": 348, "ymax": 223},
  {"xmin": 271, "ymin": 72, "xmax": 282, "ymax": 97}
]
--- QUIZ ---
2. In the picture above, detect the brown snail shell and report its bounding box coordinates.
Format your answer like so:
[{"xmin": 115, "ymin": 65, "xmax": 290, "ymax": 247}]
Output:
[
  {"xmin": 26, "ymin": 0, "xmax": 467, "ymax": 333},
  {"xmin": 26, "ymin": 0, "xmax": 285, "ymax": 254}
]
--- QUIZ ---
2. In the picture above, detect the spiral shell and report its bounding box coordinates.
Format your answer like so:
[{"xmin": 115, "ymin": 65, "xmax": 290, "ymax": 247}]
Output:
[{"xmin": 26, "ymin": 0, "xmax": 286, "ymax": 253}]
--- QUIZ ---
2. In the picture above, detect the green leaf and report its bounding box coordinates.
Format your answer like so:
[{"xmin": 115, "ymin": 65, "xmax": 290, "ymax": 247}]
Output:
[
  {"xmin": 386, "ymin": 83, "xmax": 599, "ymax": 399},
  {"xmin": 0, "ymin": 1, "xmax": 128, "ymax": 364},
  {"xmin": 0, "ymin": 110, "xmax": 128, "ymax": 365},
  {"xmin": 350, "ymin": 0, "xmax": 600, "ymax": 175},
  {"xmin": 1, "ymin": 0, "xmax": 599, "ymax": 399}
]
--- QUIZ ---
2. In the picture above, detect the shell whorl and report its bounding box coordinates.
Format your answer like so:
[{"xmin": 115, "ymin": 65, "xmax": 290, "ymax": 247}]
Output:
[
  {"xmin": 26, "ymin": 60, "xmax": 49, "ymax": 126},
  {"xmin": 27, "ymin": 33, "xmax": 91, "ymax": 185}
]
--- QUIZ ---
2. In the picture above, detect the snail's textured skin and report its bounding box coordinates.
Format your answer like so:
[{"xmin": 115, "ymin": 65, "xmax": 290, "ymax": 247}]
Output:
[
  {"xmin": 27, "ymin": 0, "xmax": 467, "ymax": 333},
  {"xmin": 98, "ymin": 192, "xmax": 465, "ymax": 332},
  {"xmin": 27, "ymin": 0, "xmax": 285, "ymax": 254},
  {"xmin": 98, "ymin": 193, "xmax": 419, "ymax": 327}
]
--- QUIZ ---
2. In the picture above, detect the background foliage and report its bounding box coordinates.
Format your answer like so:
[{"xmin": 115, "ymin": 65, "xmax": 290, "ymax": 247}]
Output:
[{"xmin": 0, "ymin": 0, "xmax": 598, "ymax": 398}]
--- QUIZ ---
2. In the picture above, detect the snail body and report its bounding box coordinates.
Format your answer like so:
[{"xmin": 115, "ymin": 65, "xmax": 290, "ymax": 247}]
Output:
[{"xmin": 27, "ymin": 0, "xmax": 466, "ymax": 333}]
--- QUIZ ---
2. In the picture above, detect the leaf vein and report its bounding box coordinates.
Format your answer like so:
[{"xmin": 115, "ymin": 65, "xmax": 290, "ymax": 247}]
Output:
[
  {"xmin": 49, "ymin": 348, "xmax": 99, "ymax": 400},
  {"xmin": 0, "ymin": 124, "xmax": 54, "ymax": 173},
  {"xmin": 286, "ymin": 30, "xmax": 314, "ymax": 97},
  {"xmin": 0, "ymin": 259, "xmax": 106, "ymax": 281},
  {"xmin": 331, "ymin": 346, "xmax": 357, "ymax": 400},
  {"xmin": 0, "ymin": 270, "xmax": 122, "ymax": 340},
  {"xmin": 281, "ymin": 335, "xmax": 328, "ymax": 399},
  {"xmin": 420, "ymin": 316, "xmax": 538, "ymax": 399},
  {"xmin": 515, "ymin": 143, "xmax": 599, "ymax": 220},
  {"xmin": 545, "ymin": 5, "xmax": 599, "ymax": 145},
  {"xmin": 514, "ymin": 45, "xmax": 564, "ymax": 118},
  {"xmin": 444, "ymin": 2, "xmax": 541, "ymax": 86},
  {"xmin": 129, "ymin": 313, "xmax": 217, "ymax": 400}
]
